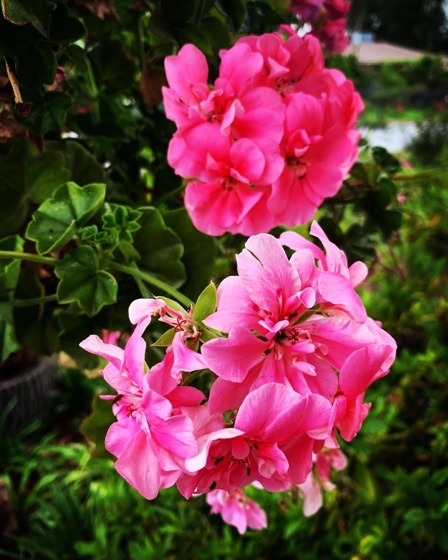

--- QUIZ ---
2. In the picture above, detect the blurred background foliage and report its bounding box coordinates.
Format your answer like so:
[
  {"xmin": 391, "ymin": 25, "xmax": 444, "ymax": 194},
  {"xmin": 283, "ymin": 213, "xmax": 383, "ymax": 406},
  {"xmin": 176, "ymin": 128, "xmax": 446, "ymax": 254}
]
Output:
[{"xmin": 0, "ymin": 0, "xmax": 448, "ymax": 558}]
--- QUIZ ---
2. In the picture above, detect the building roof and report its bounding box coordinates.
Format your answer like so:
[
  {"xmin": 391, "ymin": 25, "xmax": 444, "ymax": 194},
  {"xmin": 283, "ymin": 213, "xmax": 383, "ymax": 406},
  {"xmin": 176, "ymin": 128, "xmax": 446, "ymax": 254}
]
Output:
[{"xmin": 345, "ymin": 42, "xmax": 430, "ymax": 64}]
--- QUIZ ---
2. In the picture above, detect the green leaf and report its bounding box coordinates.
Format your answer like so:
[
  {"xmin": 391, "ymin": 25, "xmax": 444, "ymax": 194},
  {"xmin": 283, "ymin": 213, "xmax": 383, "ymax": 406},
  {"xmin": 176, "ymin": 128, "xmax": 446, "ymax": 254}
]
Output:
[
  {"xmin": 164, "ymin": 208, "xmax": 217, "ymax": 299},
  {"xmin": 372, "ymin": 146, "xmax": 401, "ymax": 175},
  {"xmin": 200, "ymin": 327, "xmax": 219, "ymax": 343},
  {"xmin": 0, "ymin": 301, "xmax": 19, "ymax": 362},
  {"xmin": 216, "ymin": 0, "xmax": 247, "ymax": 30},
  {"xmin": 14, "ymin": 138, "xmax": 69, "ymax": 203},
  {"xmin": 0, "ymin": 236, "xmax": 24, "ymax": 302},
  {"xmin": 193, "ymin": 282, "xmax": 217, "ymax": 323},
  {"xmin": 45, "ymin": 141, "xmax": 105, "ymax": 186},
  {"xmin": 355, "ymin": 462, "xmax": 377, "ymax": 504},
  {"xmin": 201, "ymin": 16, "xmax": 230, "ymax": 54},
  {"xmin": 1, "ymin": 0, "xmax": 52, "ymax": 37},
  {"xmin": 175, "ymin": 23, "xmax": 210, "ymax": 53},
  {"xmin": 55, "ymin": 246, "xmax": 118, "ymax": 317},
  {"xmin": 26, "ymin": 182, "xmax": 106, "ymax": 254},
  {"xmin": 16, "ymin": 44, "xmax": 57, "ymax": 88},
  {"xmin": 350, "ymin": 160, "xmax": 380, "ymax": 186},
  {"xmin": 158, "ymin": 296, "xmax": 188, "ymax": 315},
  {"xmin": 80, "ymin": 395, "xmax": 115, "ymax": 459},
  {"xmin": 101, "ymin": 205, "xmax": 142, "ymax": 245},
  {"xmin": 152, "ymin": 328, "xmax": 176, "ymax": 347},
  {"xmin": 133, "ymin": 207, "xmax": 186, "ymax": 289},
  {"xmin": 17, "ymin": 91, "xmax": 71, "ymax": 135},
  {"xmin": 0, "ymin": 138, "xmax": 69, "ymax": 235},
  {"xmin": 47, "ymin": 3, "xmax": 85, "ymax": 43},
  {"xmin": 403, "ymin": 508, "xmax": 426, "ymax": 524}
]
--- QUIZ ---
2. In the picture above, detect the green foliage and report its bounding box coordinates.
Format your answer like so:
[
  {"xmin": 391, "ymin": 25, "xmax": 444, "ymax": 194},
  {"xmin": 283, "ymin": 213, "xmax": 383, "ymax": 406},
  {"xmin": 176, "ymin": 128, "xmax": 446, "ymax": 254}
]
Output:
[
  {"xmin": 55, "ymin": 246, "xmax": 118, "ymax": 317},
  {"xmin": 132, "ymin": 207, "xmax": 186, "ymax": 288},
  {"xmin": 26, "ymin": 182, "xmax": 106, "ymax": 254},
  {"xmin": 193, "ymin": 282, "xmax": 217, "ymax": 323},
  {"xmin": 0, "ymin": 139, "xmax": 69, "ymax": 235}
]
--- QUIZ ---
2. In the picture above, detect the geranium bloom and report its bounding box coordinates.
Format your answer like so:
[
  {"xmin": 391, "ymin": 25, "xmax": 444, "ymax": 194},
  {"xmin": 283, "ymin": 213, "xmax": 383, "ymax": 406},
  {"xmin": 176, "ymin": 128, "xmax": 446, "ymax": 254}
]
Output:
[
  {"xmin": 201, "ymin": 224, "xmax": 396, "ymax": 444},
  {"xmin": 80, "ymin": 224, "xmax": 396, "ymax": 532},
  {"xmin": 183, "ymin": 137, "xmax": 283, "ymax": 236},
  {"xmin": 177, "ymin": 382, "xmax": 332, "ymax": 498},
  {"xmin": 80, "ymin": 322, "xmax": 204, "ymax": 500},
  {"xmin": 297, "ymin": 438, "xmax": 347, "ymax": 515},
  {"xmin": 269, "ymin": 92, "xmax": 357, "ymax": 225},
  {"xmin": 163, "ymin": 29, "xmax": 362, "ymax": 235},
  {"xmin": 206, "ymin": 489, "xmax": 267, "ymax": 534}
]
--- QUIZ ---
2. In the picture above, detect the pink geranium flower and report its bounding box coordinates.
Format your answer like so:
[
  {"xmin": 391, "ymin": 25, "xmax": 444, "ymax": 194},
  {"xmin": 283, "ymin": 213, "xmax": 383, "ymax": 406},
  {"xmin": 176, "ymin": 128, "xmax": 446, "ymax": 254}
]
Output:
[
  {"xmin": 177, "ymin": 382, "xmax": 332, "ymax": 498},
  {"xmin": 163, "ymin": 30, "xmax": 362, "ymax": 235},
  {"xmin": 269, "ymin": 93, "xmax": 356, "ymax": 225},
  {"xmin": 201, "ymin": 224, "xmax": 396, "ymax": 444},
  {"xmin": 206, "ymin": 489, "xmax": 267, "ymax": 534},
  {"xmin": 80, "ymin": 322, "xmax": 204, "ymax": 500}
]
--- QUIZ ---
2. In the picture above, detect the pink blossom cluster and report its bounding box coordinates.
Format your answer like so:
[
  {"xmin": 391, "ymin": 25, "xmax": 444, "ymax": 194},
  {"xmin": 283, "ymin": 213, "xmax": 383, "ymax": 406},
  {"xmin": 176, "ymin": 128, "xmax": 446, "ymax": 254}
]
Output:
[
  {"xmin": 289, "ymin": 0, "xmax": 351, "ymax": 54},
  {"xmin": 162, "ymin": 30, "xmax": 363, "ymax": 236},
  {"xmin": 81, "ymin": 222, "xmax": 395, "ymax": 532}
]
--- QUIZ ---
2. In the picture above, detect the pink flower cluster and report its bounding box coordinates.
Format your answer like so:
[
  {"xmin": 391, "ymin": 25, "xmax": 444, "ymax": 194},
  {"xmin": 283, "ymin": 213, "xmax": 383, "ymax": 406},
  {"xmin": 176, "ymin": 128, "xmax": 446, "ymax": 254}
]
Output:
[
  {"xmin": 162, "ymin": 30, "xmax": 363, "ymax": 236},
  {"xmin": 289, "ymin": 0, "xmax": 351, "ymax": 54},
  {"xmin": 81, "ymin": 223, "xmax": 395, "ymax": 532}
]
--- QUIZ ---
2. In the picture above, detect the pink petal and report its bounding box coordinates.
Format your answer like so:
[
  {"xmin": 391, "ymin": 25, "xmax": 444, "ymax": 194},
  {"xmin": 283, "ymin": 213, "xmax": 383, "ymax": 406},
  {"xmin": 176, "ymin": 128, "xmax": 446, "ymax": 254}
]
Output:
[
  {"xmin": 201, "ymin": 327, "xmax": 267, "ymax": 383},
  {"xmin": 236, "ymin": 234, "xmax": 301, "ymax": 313},
  {"xmin": 317, "ymin": 271, "xmax": 367, "ymax": 322},
  {"xmin": 164, "ymin": 44, "xmax": 209, "ymax": 105},
  {"xmin": 339, "ymin": 344, "xmax": 395, "ymax": 398},
  {"xmin": 79, "ymin": 334, "xmax": 123, "ymax": 370},
  {"xmin": 151, "ymin": 414, "xmax": 198, "ymax": 459},
  {"xmin": 203, "ymin": 276, "xmax": 259, "ymax": 333},
  {"xmin": 114, "ymin": 429, "xmax": 161, "ymax": 500}
]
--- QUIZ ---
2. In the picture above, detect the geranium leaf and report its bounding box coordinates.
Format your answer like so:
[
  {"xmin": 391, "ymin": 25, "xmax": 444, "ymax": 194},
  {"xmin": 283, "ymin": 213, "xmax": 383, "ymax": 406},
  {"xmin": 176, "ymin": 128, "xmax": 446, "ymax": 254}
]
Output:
[
  {"xmin": 193, "ymin": 282, "xmax": 217, "ymax": 323},
  {"xmin": 0, "ymin": 301, "xmax": 18, "ymax": 362},
  {"xmin": 216, "ymin": 0, "xmax": 247, "ymax": 30},
  {"xmin": 152, "ymin": 328, "xmax": 176, "ymax": 347},
  {"xmin": 0, "ymin": 235, "xmax": 24, "ymax": 301},
  {"xmin": 0, "ymin": 138, "xmax": 69, "ymax": 235},
  {"xmin": 1, "ymin": 0, "xmax": 52, "ymax": 37},
  {"xmin": 164, "ymin": 208, "xmax": 217, "ymax": 299},
  {"xmin": 45, "ymin": 140, "xmax": 105, "ymax": 186},
  {"xmin": 133, "ymin": 207, "xmax": 186, "ymax": 289},
  {"xmin": 55, "ymin": 246, "xmax": 117, "ymax": 317},
  {"xmin": 26, "ymin": 182, "xmax": 105, "ymax": 254}
]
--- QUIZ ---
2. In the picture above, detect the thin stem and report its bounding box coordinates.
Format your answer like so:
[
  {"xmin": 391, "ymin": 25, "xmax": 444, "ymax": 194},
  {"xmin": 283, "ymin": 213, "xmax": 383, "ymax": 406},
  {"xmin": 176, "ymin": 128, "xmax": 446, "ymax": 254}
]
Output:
[
  {"xmin": 12, "ymin": 294, "xmax": 58, "ymax": 307},
  {"xmin": 155, "ymin": 184, "xmax": 185, "ymax": 204},
  {"xmin": 0, "ymin": 251, "xmax": 58, "ymax": 265},
  {"xmin": 181, "ymin": 369, "xmax": 203, "ymax": 386},
  {"xmin": 108, "ymin": 261, "xmax": 193, "ymax": 308},
  {"xmin": 129, "ymin": 262, "xmax": 151, "ymax": 298}
]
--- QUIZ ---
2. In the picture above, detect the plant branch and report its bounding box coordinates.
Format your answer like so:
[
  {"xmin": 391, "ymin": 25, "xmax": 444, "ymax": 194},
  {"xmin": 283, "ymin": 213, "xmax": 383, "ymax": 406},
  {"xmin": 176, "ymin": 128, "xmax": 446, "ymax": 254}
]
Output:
[
  {"xmin": 108, "ymin": 261, "xmax": 193, "ymax": 307},
  {"xmin": 12, "ymin": 294, "xmax": 58, "ymax": 307},
  {"xmin": 0, "ymin": 251, "xmax": 58, "ymax": 265}
]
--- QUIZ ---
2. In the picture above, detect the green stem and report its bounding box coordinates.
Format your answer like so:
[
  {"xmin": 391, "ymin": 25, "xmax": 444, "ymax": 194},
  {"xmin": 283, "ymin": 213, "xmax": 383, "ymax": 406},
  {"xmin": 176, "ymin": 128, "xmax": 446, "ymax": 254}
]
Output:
[
  {"xmin": 155, "ymin": 184, "xmax": 185, "ymax": 204},
  {"xmin": 181, "ymin": 369, "xmax": 202, "ymax": 386},
  {"xmin": 129, "ymin": 262, "xmax": 151, "ymax": 298},
  {"xmin": 0, "ymin": 251, "xmax": 58, "ymax": 265},
  {"xmin": 12, "ymin": 294, "xmax": 58, "ymax": 307},
  {"xmin": 108, "ymin": 262, "xmax": 193, "ymax": 308}
]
